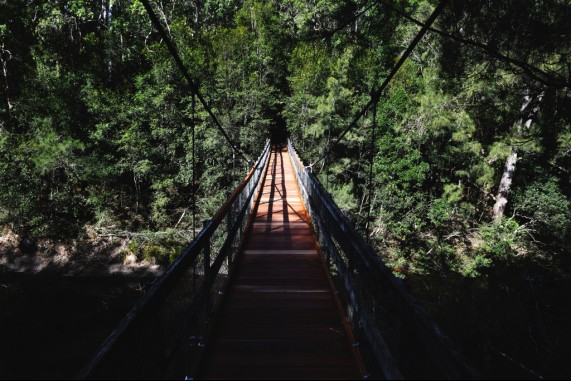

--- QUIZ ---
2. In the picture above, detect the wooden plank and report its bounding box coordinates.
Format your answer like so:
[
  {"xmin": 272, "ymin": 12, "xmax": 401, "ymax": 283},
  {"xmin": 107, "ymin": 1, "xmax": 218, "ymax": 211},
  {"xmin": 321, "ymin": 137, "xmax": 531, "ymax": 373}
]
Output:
[
  {"xmin": 245, "ymin": 242, "xmax": 316, "ymax": 250},
  {"xmin": 235, "ymin": 271, "xmax": 327, "ymax": 280},
  {"xmin": 209, "ymin": 338, "xmax": 352, "ymax": 354},
  {"xmin": 231, "ymin": 279, "xmax": 330, "ymax": 288},
  {"xmin": 244, "ymin": 239, "xmax": 316, "ymax": 249},
  {"xmin": 220, "ymin": 299, "xmax": 337, "ymax": 310},
  {"xmin": 203, "ymin": 353, "xmax": 356, "ymax": 368},
  {"xmin": 249, "ymin": 229, "xmax": 313, "ymax": 236},
  {"xmin": 212, "ymin": 325, "xmax": 349, "ymax": 340},
  {"xmin": 226, "ymin": 292, "xmax": 334, "ymax": 304},
  {"xmin": 201, "ymin": 366, "xmax": 360, "ymax": 380},
  {"xmin": 247, "ymin": 232, "xmax": 315, "ymax": 240},
  {"xmin": 235, "ymin": 264, "xmax": 324, "ymax": 275},
  {"xmin": 214, "ymin": 313, "xmax": 342, "ymax": 327},
  {"xmin": 242, "ymin": 249, "xmax": 317, "ymax": 255}
]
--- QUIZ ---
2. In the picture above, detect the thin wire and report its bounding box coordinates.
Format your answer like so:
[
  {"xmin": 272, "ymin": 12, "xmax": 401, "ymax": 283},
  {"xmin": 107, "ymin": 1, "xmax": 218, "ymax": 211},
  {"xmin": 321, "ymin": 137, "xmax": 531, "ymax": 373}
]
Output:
[
  {"xmin": 325, "ymin": 157, "xmax": 329, "ymax": 192},
  {"xmin": 310, "ymin": 0, "xmax": 449, "ymax": 168},
  {"xmin": 366, "ymin": 99, "xmax": 377, "ymax": 241},
  {"xmin": 192, "ymin": 92, "xmax": 196, "ymax": 239},
  {"xmin": 140, "ymin": 0, "xmax": 252, "ymax": 165}
]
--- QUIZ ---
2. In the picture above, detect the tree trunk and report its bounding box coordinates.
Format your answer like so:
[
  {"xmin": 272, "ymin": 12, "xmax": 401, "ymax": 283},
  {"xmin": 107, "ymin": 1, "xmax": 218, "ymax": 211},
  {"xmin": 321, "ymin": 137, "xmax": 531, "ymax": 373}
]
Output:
[
  {"xmin": 492, "ymin": 90, "xmax": 543, "ymax": 220},
  {"xmin": 0, "ymin": 43, "xmax": 13, "ymax": 119},
  {"xmin": 492, "ymin": 150, "xmax": 518, "ymax": 219},
  {"xmin": 100, "ymin": 0, "xmax": 114, "ymax": 80}
]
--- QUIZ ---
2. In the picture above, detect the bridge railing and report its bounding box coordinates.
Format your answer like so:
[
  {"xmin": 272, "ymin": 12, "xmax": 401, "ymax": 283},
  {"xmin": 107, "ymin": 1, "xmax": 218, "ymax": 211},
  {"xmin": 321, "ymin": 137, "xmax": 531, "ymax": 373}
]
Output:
[
  {"xmin": 287, "ymin": 139, "xmax": 478, "ymax": 380},
  {"xmin": 77, "ymin": 140, "xmax": 271, "ymax": 380}
]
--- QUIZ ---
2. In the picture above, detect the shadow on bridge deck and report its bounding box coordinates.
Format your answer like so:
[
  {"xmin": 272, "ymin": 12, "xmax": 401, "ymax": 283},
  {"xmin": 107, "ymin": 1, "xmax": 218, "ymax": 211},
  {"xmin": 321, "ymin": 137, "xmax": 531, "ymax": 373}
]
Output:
[{"xmin": 196, "ymin": 146, "xmax": 364, "ymax": 380}]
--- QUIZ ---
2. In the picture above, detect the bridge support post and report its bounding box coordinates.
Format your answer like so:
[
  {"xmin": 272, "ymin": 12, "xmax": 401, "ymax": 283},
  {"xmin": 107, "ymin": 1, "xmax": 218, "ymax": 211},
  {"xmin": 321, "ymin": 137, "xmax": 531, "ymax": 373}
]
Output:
[
  {"xmin": 226, "ymin": 191, "xmax": 236, "ymax": 269},
  {"xmin": 227, "ymin": 192, "xmax": 234, "ymax": 256},
  {"xmin": 203, "ymin": 220, "xmax": 211, "ymax": 277}
]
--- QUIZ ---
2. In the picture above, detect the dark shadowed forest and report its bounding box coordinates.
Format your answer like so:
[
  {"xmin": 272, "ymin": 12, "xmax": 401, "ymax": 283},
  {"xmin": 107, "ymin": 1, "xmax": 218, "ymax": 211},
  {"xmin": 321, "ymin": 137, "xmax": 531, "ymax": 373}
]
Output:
[{"xmin": 1, "ymin": 0, "xmax": 570, "ymax": 378}]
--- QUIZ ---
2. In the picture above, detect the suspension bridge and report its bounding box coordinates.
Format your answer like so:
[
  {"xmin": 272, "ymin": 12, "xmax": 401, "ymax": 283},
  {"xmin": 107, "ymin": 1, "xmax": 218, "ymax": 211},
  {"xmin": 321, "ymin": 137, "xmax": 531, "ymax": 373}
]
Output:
[
  {"xmin": 77, "ymin": 138, "xmax": 478, "ymax": 380},
  {"xmin": 75, "ymin": 1, "xmax": 480, "ymax": 379}
]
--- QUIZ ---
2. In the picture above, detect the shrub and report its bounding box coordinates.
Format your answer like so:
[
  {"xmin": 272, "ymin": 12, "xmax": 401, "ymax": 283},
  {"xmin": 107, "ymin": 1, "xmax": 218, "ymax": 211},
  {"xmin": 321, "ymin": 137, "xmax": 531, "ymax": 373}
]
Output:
[
  {"xmin": 459, "ymin": 253, "xmax": 492, "ymax": 278},
  {"xmin": 514, "ymin": 177, "xmax": 570, "ymax": 243},
  {"xmin": 478, "ymin": 217, "xmax": 523, "ymax": 261}
]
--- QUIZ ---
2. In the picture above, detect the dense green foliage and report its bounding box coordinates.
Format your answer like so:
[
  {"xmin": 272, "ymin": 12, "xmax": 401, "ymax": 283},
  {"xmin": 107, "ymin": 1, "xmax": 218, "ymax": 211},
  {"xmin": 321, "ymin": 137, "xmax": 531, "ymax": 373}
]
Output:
[
  {"xmin": 0, "ymin": 0, "xmax": 273, "ymax": 239},
  {"xmin": 283, "ymin": 0, "xmax": 571, "ymax": 278},
  {"xmin": 1, "ymin": 0, "xmax": 570, "ymax": 277}
]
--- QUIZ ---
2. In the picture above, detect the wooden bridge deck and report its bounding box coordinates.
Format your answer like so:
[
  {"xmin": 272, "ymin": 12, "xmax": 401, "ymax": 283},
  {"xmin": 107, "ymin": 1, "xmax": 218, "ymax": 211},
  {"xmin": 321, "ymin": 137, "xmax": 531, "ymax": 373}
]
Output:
[{"xmin": 197, "ymin": 146, "xmax": 363, "ymax": 380}]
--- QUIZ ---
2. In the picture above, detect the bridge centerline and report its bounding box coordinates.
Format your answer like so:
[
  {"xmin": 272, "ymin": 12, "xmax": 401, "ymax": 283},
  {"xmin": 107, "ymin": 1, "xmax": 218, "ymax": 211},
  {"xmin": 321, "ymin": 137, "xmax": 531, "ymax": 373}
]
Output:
[{"xmin": 196, "ymin": 144, "xmax": 363, "ymax": 380}]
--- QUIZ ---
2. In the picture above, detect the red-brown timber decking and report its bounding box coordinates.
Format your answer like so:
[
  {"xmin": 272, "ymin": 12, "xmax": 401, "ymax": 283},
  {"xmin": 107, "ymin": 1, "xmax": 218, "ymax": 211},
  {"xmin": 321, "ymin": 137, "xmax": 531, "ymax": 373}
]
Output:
[{"xmin": 197, "ymin": 145, "xmax": 363, "ymax": 380}]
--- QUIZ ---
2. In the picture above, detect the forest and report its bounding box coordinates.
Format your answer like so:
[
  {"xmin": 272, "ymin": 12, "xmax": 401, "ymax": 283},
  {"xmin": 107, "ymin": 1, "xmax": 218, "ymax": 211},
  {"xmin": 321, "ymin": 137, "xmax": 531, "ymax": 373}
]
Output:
[{"xmin": 0, "ymin": 0, "xmax": 570, "ymax": 378}]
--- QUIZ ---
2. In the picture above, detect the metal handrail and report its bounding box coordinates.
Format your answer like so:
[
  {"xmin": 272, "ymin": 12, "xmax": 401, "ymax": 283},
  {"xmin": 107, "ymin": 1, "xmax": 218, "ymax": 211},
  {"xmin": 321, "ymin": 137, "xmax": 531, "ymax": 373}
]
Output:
[
  {"xmin": 77, "ymin": 140, "xmax": 271, "ymax": 380},
  {"xmin": 287, "ymin": 138, "xmax": 479, "ymax": 379}
]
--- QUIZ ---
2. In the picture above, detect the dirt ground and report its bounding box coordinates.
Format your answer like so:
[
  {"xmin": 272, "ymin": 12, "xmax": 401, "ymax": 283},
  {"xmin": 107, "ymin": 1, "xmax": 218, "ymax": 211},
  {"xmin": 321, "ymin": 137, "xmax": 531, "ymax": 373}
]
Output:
[{"xmin": 0, "ymin": 228, "xmax": 171, "ymax": 379}]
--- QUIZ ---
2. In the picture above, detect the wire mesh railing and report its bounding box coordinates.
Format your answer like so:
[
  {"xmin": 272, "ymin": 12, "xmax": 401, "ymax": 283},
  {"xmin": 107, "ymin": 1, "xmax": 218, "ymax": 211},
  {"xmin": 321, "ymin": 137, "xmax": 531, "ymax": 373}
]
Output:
[
  {"xmin": 77, "ymin": 140, "xmax": 270, "ymax": 380},
  {"xmin": 287, "ymin": 139, "xmax": 479, "ymax": 380}
]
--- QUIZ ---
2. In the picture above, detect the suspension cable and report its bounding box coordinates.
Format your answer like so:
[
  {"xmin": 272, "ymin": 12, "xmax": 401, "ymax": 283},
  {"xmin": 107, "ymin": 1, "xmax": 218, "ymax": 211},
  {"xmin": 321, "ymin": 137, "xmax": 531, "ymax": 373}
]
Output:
[
  {"xmin": 192, "ymin": 91, "xmax": 196, "ymax": 238},
  {"xmin": 366, "ymin": 98, "xmax": 377, "ymax": 240},
  {"xmin": 140, "ymin": 0, "xmax": 252, "ymax": 165},
  {"xmin": 310, "ymin": 0, "xmax": 449, "ymax": 168}
]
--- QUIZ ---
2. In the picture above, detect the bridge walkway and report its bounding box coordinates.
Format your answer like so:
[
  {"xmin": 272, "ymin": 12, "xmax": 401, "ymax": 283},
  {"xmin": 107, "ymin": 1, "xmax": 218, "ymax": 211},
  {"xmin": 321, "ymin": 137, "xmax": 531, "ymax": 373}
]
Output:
[{"xmin": 197, "ymin": 145, "xmax": 363, "ymax": 379}]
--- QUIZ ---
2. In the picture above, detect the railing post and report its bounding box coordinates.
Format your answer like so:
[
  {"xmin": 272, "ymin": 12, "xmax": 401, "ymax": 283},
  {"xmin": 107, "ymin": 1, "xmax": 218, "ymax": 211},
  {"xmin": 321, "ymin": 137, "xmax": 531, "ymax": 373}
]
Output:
[
  {"xmin": 226, "ymin": 191, "xmax": 233, "ymax": 237},
  {"xmin": 237, "ymin": 190, "xmax": 244, "ymax": 251},
  {"xmin": 226, "ymin": 191, "xmax": 235, "ymax": 267},
  {"xmin": 203, "ymin": 220, "xmax": 211, "ymax": 277}
]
